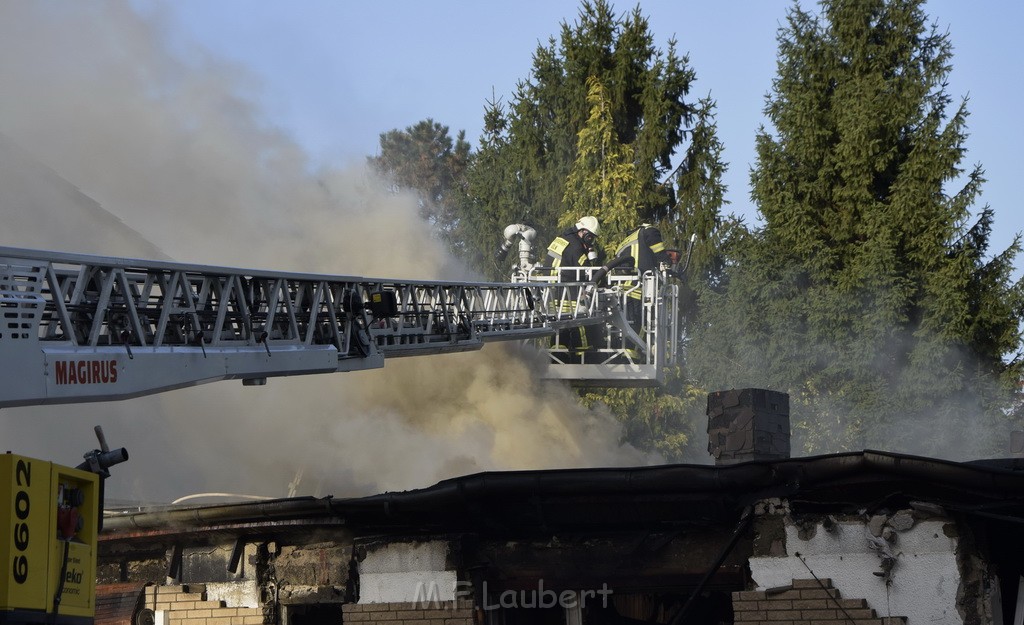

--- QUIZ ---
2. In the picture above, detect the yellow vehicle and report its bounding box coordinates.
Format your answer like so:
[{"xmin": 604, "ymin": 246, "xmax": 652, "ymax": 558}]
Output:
[{"xmin": 1, "ymin": 454, "xmax": 100, "ymax": 625}]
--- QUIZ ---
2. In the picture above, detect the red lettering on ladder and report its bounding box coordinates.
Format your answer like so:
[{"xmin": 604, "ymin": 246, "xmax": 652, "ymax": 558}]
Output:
[{"xmin": 53, "ymin": 360, "xmax": 118, "ymax": 385}]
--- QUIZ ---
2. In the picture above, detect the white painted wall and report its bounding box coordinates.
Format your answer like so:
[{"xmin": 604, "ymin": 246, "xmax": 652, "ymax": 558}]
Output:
[
  {"xmin": 358, "ymin": 540, "xmax": 458, "ymax": 604},
  {"xmin": 749, "ymin": 519, "xmax": 961, "ymax": 625},
  {"xmin": 204, "ymin": 580, "xmax": 259, "ymax": 608}
]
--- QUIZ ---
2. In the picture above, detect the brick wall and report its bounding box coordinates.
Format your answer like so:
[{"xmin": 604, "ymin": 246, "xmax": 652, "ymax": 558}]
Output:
[
  {"xmin": 733, "ymin": 579, "xmax": 907, "ymax": 625},
  {"xmin": 342, "ymin": 600, "xmax": 474, "ymax": 624},
  {"xmin": 142, "ymin": 584, "xmax": 267, "ymax": 625}
]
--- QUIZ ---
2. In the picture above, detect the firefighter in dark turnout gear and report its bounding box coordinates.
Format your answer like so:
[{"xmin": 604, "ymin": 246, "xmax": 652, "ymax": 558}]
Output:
[
  {"xmin": 547, "ymin": 215, "xmax": 601, "ymax": 277},
  {"xmin": 614, "ymin": 224, "xmax": 671, "ymax": 336},
  {"xmin": 546, "ymin": 216, "xmax": 601, "ymax": 362}
]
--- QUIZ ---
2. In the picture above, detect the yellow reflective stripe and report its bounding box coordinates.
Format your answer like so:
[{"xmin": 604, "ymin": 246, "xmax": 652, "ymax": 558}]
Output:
[
  {"xmin": 548, "ymin": 237, "xmax": 570, "ymax": 267},
  {"xmin": 650, "ymin": 241, "xmax": 666, "ymax": 253},
  {"xmin": 620, "ymin": 239, "xmax": 641, "ymax": 282},
  {"xmin": 548, "ymin": 237, "xmax": 569, "ymax": 256},
  {"xmin": 615, "ymin": 230, "xmax": 640, "ymax": 257}
]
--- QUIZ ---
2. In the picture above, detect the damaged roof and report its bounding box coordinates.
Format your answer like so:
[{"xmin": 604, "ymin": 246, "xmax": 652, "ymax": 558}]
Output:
[{"xmin": 101, "ymin": 450, "xmax": 1024, "ymax": 541}]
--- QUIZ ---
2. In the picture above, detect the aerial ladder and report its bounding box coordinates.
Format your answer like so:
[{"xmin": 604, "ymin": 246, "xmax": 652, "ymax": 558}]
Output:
[
  {"xmin": 0, "ymin": 240, "xmax": 681, "ymax": 624},
  {"xmin": 0, "ymin": 242, "xmax": 680, "ymax": 408}
]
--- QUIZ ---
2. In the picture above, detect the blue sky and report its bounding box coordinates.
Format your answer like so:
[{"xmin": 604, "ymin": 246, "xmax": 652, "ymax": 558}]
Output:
[{"xmin": 146, "ymin": 0, "xmax": 1022, "ymax": 266}]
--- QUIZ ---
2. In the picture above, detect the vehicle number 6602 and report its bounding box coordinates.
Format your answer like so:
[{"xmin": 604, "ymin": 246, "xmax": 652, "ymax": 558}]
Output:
[{"xmin": 11, "ymin": 459, "xmax": 31, "ymax": 584}]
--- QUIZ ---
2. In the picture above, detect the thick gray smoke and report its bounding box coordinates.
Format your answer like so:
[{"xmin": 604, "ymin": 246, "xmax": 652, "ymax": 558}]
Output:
[{"xmin": 0, "ymin": 1, "xmax": 651, "ymax": 503}]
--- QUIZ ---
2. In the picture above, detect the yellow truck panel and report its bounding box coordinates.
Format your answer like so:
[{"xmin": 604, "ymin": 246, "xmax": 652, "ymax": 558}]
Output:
[{"xmin": 0, "ymin": 454, "xmax": 97, "ymax": 624}]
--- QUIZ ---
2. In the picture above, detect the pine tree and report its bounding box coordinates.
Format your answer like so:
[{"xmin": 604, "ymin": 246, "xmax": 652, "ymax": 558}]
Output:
[
  {"xmin": 369, "ymin": 119, "xmax": 471, "ymax": 247},
  {"xmin": 691, "ymin": 0, "xmax": 1023, "ymax": 458}
]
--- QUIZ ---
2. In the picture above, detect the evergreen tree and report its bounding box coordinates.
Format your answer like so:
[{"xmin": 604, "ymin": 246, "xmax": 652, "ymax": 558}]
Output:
[
  {"xmin": 672, "ymin": 95, "xmax": 738, "ymax": 340},
  {"xmin": 562, "ymin": 76, "xmax": 644, "ymax": 249},
  {"xmin": 691, "ymin": 0, "xmax": 1023, "ymax": 458},
  {"xmin": 461, "ymin": 0, "xmax": 695, "ymax": 263},
  {"xmin": 499, "ymin": 4, "xmax": 727, "ymax": 462},
  {"xmin": 369, "ymin": 119, "xmax": 471, "ymax": 246},
  {"xmin": 455, "ymin": 96, "xmax": 525, "ymax": 278},
  {"xmin": 366, "ymin": 2, "xmax": 731, "ymax": 461}
]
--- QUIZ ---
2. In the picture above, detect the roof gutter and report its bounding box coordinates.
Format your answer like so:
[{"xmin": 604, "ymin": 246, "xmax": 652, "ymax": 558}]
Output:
[{"xmin": 103, "ymin": 496, "xmax": 339, "ymax": 532}]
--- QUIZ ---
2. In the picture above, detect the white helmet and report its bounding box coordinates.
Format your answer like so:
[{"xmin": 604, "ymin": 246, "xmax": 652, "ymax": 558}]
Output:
[{"xmin": 575, "ymin": 216, "xmax": 600, "ymax": 236}]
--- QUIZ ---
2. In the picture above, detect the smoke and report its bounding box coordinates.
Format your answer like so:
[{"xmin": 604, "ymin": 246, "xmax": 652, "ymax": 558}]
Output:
[
  {"xmin": 692, "ymin": 272, "xmax": 1018, "ymax": 462},
  {"xmin": 0, "ymin": 1, "xmax": 651, "ymax": 503}
]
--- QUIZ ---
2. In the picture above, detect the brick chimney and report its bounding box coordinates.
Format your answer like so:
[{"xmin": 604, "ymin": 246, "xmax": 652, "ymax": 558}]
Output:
[{"xmin": 707, "ymin": 388, "xmax": 790, "ymax": 465}]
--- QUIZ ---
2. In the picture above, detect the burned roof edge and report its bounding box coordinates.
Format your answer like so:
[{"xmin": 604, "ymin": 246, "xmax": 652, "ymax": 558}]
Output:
[{"xmin": 102, "ymin": 449, "xmax": 1024, "ymax": 536}]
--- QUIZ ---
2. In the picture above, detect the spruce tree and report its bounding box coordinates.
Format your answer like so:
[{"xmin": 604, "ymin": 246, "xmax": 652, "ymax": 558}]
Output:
[
  {"xmin": 461, "ymin": 0, "xmax": 694, "ymax": 259},
  {"xmin": 691, "ymin": 0, "xmax": 1023, "ymax": 457},
  {"xmin": 453, "ymin": 96, "xmax": 525, "ymax": 278}
]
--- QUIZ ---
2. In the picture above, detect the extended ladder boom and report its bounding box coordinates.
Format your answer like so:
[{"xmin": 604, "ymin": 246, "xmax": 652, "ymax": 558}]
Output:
[{"xmin": 0, "ymin": 247, "xmax": 614, "ymax": 407}]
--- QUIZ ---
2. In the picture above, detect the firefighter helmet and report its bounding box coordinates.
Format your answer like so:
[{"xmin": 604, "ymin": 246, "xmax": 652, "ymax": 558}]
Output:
[{"xmin": 575, "ymin": 216, "xmax": 600, "ymax": 236}]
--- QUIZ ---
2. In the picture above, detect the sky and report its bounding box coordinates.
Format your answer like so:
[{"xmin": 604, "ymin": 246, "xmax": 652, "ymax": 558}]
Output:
[{"xmin": 148, "ymin": 0, "xmax": 1023, "ymax": 262}]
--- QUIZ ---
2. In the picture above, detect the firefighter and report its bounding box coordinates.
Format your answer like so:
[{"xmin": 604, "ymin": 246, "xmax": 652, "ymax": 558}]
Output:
[
  {"xmin": 614, "ymin": 224, "xmax": 672, "ymax": 337},
  {"xmin": 546, "ymin": 216, "xmax": 601, "ymax": 362},
  {"xmin": 547, "ymin": 215, "xmax": 601, "ymax": 277}
]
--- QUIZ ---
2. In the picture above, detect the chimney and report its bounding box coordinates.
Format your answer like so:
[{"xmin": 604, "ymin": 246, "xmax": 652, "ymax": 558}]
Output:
[
  {"xmin": 707, "ymin": 388, "xmax": 790, "ymax": 465},
  {"xmin": 1011, "ymin": 431, "xmax": 1024, "ymax": 458}
]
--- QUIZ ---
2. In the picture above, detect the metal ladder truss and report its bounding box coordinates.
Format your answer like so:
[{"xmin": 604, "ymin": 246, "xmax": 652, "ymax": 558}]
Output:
[{"xmin": 0, "ymin": 247, "xmax": 621, "ymax": 406}]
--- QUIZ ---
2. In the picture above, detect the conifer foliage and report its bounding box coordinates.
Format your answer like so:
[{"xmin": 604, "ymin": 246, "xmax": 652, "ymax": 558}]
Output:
[
  {"xmin": 691, "ymin": 0, "xmax": 1023, "ymax": 457},
  {"xmin": 369, "ymin": 119, "xmax": 471, "ymax": 249},
  {"xmin": 461, "ymin": 0, "xmax": 695, "ymax": 275},
  {"xmin": 369, "ymin": 0, "xmax": 1023, "ymax": 461}
]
